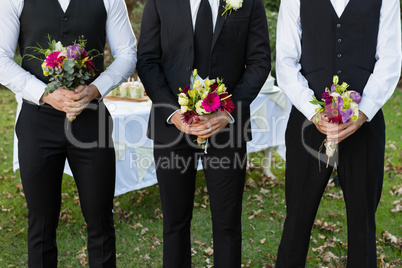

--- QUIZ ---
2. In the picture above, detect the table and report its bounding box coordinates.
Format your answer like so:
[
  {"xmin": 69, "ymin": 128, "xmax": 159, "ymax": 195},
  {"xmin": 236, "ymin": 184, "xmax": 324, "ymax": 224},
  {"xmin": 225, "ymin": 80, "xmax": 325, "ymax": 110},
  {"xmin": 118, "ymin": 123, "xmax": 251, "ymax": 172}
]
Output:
[{"xmin": 13, "ymin": 87, "xmax": 291, "ymax": 196}]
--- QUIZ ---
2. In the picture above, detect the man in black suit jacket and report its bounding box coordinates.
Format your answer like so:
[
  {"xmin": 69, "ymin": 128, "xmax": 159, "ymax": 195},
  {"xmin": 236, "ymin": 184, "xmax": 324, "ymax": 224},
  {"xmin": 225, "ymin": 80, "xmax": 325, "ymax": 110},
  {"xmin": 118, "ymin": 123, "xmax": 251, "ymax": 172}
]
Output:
[{"xmin": 137, "ymin": 0, "xmax": 270, "ymax": 267}]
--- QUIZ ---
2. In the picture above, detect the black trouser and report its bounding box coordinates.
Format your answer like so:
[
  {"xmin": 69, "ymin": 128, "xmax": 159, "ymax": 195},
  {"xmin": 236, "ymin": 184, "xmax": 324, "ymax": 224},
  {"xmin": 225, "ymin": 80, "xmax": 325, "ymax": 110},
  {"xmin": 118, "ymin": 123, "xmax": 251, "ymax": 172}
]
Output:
[
  {"xmin": 16, "ymin": 101, "xmax": 116, "ymax": 268},
  {"xmin": 276, "ymin": 107, "xmax": 385, "ymax": 268},
  {"xmin": 154, "ymin": 137, "xmax": 247, "ymax": 268}
]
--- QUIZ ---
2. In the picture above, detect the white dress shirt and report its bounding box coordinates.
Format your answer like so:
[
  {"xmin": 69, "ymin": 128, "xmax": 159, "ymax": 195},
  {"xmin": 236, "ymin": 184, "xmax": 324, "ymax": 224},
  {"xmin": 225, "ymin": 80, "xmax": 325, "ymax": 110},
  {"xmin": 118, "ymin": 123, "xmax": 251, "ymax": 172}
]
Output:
[
  {"xmin": 0, "ymin": 0, "xmax": 137, "ymax": 105},
  {"xmin": 276, "ymin": 0, "xmax": 402, "ymax": 121}
]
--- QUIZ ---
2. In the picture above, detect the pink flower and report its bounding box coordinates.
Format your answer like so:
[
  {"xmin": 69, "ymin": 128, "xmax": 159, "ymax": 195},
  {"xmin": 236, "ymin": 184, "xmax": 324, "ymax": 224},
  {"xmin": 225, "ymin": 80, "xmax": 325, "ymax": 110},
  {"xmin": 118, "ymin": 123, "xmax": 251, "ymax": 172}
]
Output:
[
  {"xmin": 45, "ymin": 51, "xmax": 65, "ymax": 69},
  {"xmin": 202, "ymin": 92, "xmax": 221, "ymax": 112}
]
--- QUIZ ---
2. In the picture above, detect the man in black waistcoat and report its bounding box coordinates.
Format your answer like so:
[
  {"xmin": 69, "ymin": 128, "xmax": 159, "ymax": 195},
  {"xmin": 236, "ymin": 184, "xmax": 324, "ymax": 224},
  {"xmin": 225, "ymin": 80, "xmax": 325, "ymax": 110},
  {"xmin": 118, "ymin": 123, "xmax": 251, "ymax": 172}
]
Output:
[
  {"xmin": 274, "ymin": 0, "xmax": 401, "ymax": 267},
  {"xmin": 137, "ymin": 0, "xmax": 271, "ymax": 266},
  {"xmin": 0, "ymin": 0, "xmax": 137, "ymax": 266}
]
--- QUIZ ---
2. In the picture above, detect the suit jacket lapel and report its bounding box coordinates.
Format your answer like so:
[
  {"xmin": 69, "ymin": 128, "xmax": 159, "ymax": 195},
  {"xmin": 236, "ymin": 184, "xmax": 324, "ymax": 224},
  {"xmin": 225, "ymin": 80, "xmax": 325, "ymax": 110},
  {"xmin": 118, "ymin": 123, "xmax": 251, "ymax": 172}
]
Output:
[
  {"xmin": 212, "ymin": 0, "xmax": 226, "ymax": 51},
  {"xmin": 177, "ymin": 0, "xmax": 194, "ymax": 46}
]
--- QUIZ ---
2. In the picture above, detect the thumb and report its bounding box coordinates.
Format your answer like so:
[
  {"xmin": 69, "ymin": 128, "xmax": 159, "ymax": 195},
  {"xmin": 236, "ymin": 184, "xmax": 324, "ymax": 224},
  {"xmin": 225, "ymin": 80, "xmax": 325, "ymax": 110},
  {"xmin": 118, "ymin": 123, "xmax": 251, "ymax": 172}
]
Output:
[{"xmin": 75, "ymin": 84, "xmax": 87, "ymax": 93}]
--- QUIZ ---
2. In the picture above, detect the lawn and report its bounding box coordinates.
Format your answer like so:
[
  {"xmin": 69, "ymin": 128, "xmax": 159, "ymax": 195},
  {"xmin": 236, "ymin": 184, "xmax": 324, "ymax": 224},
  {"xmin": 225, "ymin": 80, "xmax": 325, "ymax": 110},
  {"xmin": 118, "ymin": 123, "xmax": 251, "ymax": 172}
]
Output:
[{"xmin": 0, "ymin": 85, "xmax": 400, "ymax": 267}]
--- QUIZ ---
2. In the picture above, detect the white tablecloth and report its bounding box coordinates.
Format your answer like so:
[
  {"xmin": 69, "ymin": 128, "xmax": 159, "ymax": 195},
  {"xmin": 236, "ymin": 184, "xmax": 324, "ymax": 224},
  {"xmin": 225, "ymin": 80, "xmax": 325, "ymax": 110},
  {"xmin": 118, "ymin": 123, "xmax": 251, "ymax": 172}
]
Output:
[{"xmin": 13, "ymin": 87, "xmax": 291, "ymax": 196}]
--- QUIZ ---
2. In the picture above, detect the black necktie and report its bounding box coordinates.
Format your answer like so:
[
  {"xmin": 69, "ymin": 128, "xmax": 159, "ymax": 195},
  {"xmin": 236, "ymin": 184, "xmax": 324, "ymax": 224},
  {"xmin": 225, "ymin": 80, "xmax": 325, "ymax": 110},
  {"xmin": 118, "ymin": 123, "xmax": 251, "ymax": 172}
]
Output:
[{"xmin": 194, "ymin": 0, "xmax": 213, "ymax": 79}]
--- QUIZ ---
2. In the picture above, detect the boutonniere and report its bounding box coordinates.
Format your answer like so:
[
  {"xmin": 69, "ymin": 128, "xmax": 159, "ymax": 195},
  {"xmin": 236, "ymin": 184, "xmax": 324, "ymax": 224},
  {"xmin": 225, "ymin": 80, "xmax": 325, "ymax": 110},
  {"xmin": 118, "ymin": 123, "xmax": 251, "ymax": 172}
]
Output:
[{"xmin": 221, "ymin": 0, "xmax": 243, "ymax": 18}]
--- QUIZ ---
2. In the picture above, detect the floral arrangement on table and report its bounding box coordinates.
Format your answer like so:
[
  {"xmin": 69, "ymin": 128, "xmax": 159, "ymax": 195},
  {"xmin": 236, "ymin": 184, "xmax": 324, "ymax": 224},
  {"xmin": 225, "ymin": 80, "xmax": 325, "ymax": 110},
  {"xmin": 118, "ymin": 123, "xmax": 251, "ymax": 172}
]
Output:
[
  {"xmin": 310, "ymin": 75, "xmax": 362, "ymax": 166},
  {"xmin": 221, "ymin": 0, "xmax": 243, "ymax": 18},
  {"xmin": 178, "ymin": 69, "xmax": 235, "ymax": 151},
  {"xmin": 25, "ymin": 35, "xmax": 101, "ymax": 121}
]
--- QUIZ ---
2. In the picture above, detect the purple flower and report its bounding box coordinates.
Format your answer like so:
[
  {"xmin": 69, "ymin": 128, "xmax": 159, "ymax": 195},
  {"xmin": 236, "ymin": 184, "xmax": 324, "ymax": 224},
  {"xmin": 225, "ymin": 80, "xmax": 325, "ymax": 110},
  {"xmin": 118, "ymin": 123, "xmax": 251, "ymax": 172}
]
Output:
[
  {"xmin": 336, "ymin": 96, "xmax": 344, "ymax": 112},
  {"xmin": 67, "ymin": 44, "xmax": 83, "ymax": 60},
  {"xmin": 340, "ymin": 108, "xmax": 354, "ymax": 123},
  {"xmin": 350, "ymin": 91, "xmax": 362, "ymax": 104},
  {"xmin": 331, "ymin": 84, "xmax": 336, "ymax": 92},
  {"xmin": 322, "ymin": 91, "xmax": 333, "ymax": 105}
]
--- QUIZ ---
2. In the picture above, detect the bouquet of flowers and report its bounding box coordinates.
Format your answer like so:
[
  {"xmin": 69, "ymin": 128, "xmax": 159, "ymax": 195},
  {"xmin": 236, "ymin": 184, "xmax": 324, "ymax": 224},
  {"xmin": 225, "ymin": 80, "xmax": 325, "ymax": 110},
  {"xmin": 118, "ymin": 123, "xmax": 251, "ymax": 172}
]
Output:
[
  {"xmin": 310, "ymin": 75, "xmax": 362, "ymax": 166},
  {"xmin": 178, "ymin": 69, "xmax": 235, "ymax": 151},
  {"xmin": 25, "ymin": 35, "xmax": 100, "ymax": 121}
]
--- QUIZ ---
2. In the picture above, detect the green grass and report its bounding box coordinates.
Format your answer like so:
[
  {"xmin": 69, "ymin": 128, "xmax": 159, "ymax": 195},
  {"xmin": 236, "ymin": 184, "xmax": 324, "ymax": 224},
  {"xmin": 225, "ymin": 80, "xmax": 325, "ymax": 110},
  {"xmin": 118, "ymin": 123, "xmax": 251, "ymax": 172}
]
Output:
[{"xmin": 0, "ymin": 85, "xmax": 400, "ymax": 267}]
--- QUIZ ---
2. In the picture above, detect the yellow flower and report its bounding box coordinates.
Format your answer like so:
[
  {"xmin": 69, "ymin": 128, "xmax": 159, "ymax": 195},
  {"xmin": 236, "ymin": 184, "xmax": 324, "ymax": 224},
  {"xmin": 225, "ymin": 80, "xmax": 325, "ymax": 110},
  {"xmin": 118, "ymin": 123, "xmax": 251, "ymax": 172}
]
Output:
[
  {"xmin": 41, "ymin": 62, "xmax": 49, "ymax": 76},
  {"xmin": 342, "ymin": 96, "xmax": 350, "ymax": 109},
  {"xmin": 204, "ymin": 79, "xmax": 213, "ymax": 87},
  {"xmin": 217, "ymin": 84, "xmax": 226, "ymax": 93},
  {"xmin": 188, "ymin": 89, "xmax": 197, "ymax": 98},
  {"xmin": 193, "ymin": 80, "xmax": 202, "ymax": 91},
  {"xmin": 333, "ymin": 75, "xmax": 339, "ymax": 85},
  {"xmin": 339, "ymin": 82, "xmax": 349, "ymax": 92}
]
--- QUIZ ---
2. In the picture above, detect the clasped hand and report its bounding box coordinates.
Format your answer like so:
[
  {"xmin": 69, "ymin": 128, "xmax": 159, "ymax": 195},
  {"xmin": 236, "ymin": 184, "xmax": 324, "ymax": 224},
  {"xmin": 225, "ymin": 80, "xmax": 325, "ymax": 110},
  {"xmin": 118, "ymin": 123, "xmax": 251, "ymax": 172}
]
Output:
[
  {"xmin": 171, "ymin": 109, "xmax": 232, "ymax": 138},
  {"xmin": 41, "ymin": 84, "xmax": 101, "ymax": 118},
  {"xmin": 312, "ymin": 111, "xmax": 368, "ymax": 144}
]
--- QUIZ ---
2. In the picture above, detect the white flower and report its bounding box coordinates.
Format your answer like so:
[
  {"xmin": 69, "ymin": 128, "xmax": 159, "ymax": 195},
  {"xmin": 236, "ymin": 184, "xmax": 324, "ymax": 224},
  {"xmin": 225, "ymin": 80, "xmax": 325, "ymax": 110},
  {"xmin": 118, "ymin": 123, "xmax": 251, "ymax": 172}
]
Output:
[
  {"xmin": 181, "ymin": 105, "xmax": 189, "ymax": 113},
  {"xmin": 195, "ymin": 100, "xmax": 209, "ymax": 115},
  {"xmin": 330, "ymin": 92, "xmax": 340, "ymax": 98},
  {"xmin": 350, "ymin": 102, "xmax": 359, "ymax": 116},
  {"xmin": 178, "ymin": 93, "xmax": 189, "ymax": 106},
  {"xmin": 222, "ymin": 0, "xmax": 243, "ymax": 18},
  {"xmin": 54, "ymin": 41, "xmax": 64, "ymax": 52},
  {"xmin": 226, "ymin": 0, "xmax": 242, "ymax": 10},
  {"xmin": 193, "ymin": 80, "xmax": 203, "ymax": 91},
  {"xmin": 58, "ymin": 48, "xmax": 68, "ymax": 58}
]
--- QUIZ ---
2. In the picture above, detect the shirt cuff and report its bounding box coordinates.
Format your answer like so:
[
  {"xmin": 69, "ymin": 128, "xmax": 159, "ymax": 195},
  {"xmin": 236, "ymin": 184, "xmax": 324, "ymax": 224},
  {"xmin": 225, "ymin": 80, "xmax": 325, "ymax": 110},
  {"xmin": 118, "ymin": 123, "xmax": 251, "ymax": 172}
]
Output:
[
  {"xmin": 167, "ymin": 109, "xmax": 180, "ymax": 124},
  {"xmin": 226, "ymin": 111, "xmax": 235, "ymax": 123},
  {"xmin": 23, "ymin": 79, "xmax": 46, "ymax": 105},
  {"xmin": 91, "ymin": 75, "xmax": 114, "ymax": 99},
  {"xmin": 358, "ymin": 97, "xmax": 380, "ymax": 122},
  {"xmin": 301, "ymin": 101, "xmax": 320, "ymax": 121}
]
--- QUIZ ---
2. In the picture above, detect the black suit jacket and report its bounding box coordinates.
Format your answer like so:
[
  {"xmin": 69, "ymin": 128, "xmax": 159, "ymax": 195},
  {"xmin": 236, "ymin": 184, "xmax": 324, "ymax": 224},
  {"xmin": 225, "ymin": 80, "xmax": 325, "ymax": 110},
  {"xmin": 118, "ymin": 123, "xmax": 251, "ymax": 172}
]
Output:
[{"xmin": 137, "ymin": 0, "xmax": 271, "ymax": 145}]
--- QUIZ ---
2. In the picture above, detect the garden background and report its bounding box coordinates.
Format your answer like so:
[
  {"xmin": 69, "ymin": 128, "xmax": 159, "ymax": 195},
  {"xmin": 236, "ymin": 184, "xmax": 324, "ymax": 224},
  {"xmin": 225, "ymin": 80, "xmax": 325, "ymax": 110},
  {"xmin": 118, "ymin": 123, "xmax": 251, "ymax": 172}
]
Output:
[{"xmin": 0, "ymin": 0, "xmax": 401, "ymax": 266}]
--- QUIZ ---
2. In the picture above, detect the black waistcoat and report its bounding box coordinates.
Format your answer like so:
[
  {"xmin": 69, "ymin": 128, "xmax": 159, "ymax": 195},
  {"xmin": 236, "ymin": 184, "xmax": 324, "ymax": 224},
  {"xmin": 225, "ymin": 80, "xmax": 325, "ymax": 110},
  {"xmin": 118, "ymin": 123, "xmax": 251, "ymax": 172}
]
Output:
[
  {"xmin": 300, "ymin": 0, "xmax": 381, "ymax": 97},
  {"xmin": 19, "ymin": 0, "xmax": 107, "ymax": 84}
]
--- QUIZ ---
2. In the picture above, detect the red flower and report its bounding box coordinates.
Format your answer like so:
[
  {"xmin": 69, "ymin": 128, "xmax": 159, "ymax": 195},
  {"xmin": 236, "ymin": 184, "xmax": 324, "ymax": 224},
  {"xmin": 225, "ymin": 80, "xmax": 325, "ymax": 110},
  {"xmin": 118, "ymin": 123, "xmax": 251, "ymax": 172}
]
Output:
[
  {"xmin": 210, "ymin": 84, "xmax": 218, "ymax": 91},
  {"xmin": 220, "ymin": 92, "xmax": 235, "ymax": 113},
  {"xmin": 181, "ymin": 110, "xmax": 200, "ymax": 124},
  {"xmin": 181, "ymin": 85, "xmax": 190, "ymax": 95},
  {"xmin": 325, "ymin": 104, "xmax": 342, "ymax": 123}
]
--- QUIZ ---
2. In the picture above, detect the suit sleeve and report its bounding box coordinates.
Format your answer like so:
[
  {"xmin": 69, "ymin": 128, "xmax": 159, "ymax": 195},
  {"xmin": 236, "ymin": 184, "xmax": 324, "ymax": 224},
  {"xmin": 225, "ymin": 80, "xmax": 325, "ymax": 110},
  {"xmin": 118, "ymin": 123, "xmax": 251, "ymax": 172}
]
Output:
[
  {"xmin": 136, "ymin": 0, "xmax": 179, "ymax": 119},
  {"xmin": 229, "ymin": 0, "xmax": 271, "ymax": 112}
]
